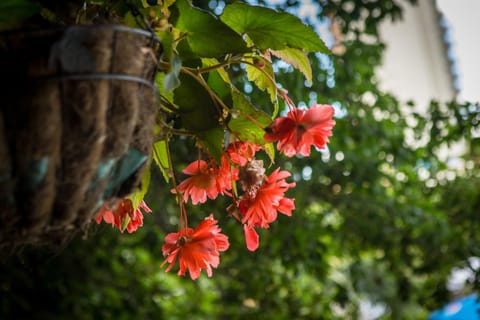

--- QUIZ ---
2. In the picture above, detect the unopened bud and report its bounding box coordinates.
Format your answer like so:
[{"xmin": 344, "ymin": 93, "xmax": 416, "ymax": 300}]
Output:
[{"xmin": 239, "ymin": 160, "xmax": 265, "ymax": 191}]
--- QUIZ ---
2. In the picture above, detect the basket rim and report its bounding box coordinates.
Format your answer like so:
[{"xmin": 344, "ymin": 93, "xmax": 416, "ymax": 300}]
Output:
[
  {"xmin": 43, "ymin": 73, "xmax": 158, "ymax": 91},
  {"xmin": 0, "ymin": 23, "xmax": 162, "ymax": 91},
  {"xmin": 0, "ymin": 24, "xmax": 161, "ymax": 44}
]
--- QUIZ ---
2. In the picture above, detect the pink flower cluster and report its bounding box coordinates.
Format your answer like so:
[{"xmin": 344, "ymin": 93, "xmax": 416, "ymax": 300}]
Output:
[
  {"xmin": 94, "ymin": 199, "xmax": 152, "ymax": 233},
  {"xmin": 161, "ymin": 103, "xmax": 335, "ymax": 279},
  {"xmin": 93, "ymin": 101, "xmax": 335, "ymax": 280}
]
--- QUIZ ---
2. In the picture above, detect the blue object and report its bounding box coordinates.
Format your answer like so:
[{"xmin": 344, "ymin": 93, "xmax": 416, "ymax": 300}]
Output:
[
  {"xmin": 103, "ymin": 147, "xmax": 147, "ymax": 197},
  {"xmin": 28, "ymin": 157, "xmax": 48, "ymax": 188},
  {"xmin": 429, "ymin": 294, "xmax": 480, "ymax": 320},
  {"xmin": 88, "ymin": 158, "xmax": 116, "ymax": 191}
]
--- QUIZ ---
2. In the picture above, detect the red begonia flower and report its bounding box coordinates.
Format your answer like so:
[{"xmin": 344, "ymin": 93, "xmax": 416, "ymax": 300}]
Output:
[
  {"xmin": 161, "ymin": 214, "xmax": 230, "ymax": 280},
  {"xmin": 264, "ymin": 104, "xmax": 336, "ymax": 157},
  {"xmin": 217, "ymin": 155, "xmax": 238, "ymax": 194},
  {"xmin": 239, "ymin": 168, "xmax": 296, "ymax": 229},
  {"xmin": 173, "ymin": 160, "xmax": 234, "ymax": 204},
  {"xmin": 238, "ymin": 167, "xmax": 295, "ymax": 251},
  {"xmin": 94, "ymin": 199, "xmax": 152, "ymax": 233},
  {"xmin": 226, "ymin": 141, "xmax": 261, "ymax": 166}
]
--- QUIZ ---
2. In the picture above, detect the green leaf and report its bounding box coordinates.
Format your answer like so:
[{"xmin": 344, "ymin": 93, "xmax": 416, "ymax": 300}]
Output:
[
  {"xmin": 157, "ymin": 29, "xmax": 174, "ymax": 63},
  {"xmin": 197, "ymin": 127, "xmax": 225, "ymax": 162},
  {"xmin": 202, "ymin": 59, "xmax": 234, "ymax": 110},
  {"xmin": 128, "ymin": 164, "xmax": 151, "ymax": 210},
  {"xmin": 173, "ymin": 73, "xmax": 219, "ymax": 132},
  {"xmin": 0, "ymin": 0, "xmax": 40, "ymax": 29},
  {"xmin": 120, "ymin": 215, "xmax": 131, "ymax": 233},
  {"xmin": 155, "ymin": 73, "xmax": 175, "ymax": 107},
  {"xmin": 246, "ymin": 57, "xmax": 277, "ymax": 103},
  {"xmin": 270, "ymin": 48, "xmax": 313, "ymax": 84},
  {"xmin": 207, "ymin": 73, "xmax": 232, "ymax": 106},
  {"xmin": 202, "ymin": 58, "xmax": 232, "ymax": 85},
  {"xmin": 263, "ymin": 142, "xmax": 275, "ymax": 165},
  {"xmin": 164, "ymin": 54, "xmax": 182, "ymax": 93},
  {"xmin": 141, "ymin": 0, "xmax": 153, "ymax": 7},
  {"xmin": 174, "ymin": 36, "xmax": 200, "ymax": 61},
  {"xmin": 172, "ymin": 0, "xmax": 248, "ymax": 57},
  {"xmin": 221, "ymin": 3, "xmax": 330, "ymax": 53},
  {"xmin": 153, "ymin": 140, "xmax": 170, "ymax": 182},
  {"xmin": 123, "ymin": 11, "xmax": 138, "ymax": 28},
  {"xmin": 271, "ymin": 99, "xmax": 279, "ymax": 119},
  {"xmin": 229, "ymin": 89, "xmax": 272, "ymax": 145}
]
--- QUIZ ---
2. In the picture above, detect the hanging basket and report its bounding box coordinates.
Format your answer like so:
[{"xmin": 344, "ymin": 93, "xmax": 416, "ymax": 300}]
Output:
[{"xmin": 0, "ymin": 25, "xmax": 161, "ymax": 249}]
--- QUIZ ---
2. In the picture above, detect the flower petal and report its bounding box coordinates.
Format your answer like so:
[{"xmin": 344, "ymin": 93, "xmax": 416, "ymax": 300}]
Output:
[{"xmin": 244, "ymin": 225, "xmax": 259, "ymax": 251}]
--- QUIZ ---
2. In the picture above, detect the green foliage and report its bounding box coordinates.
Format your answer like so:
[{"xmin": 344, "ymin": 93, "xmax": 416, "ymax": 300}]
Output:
[
  {"xmin": 173, "ymin": 73, "xmax": 220, "ymax": 132},
  {"xmin": 163, "ymin": 54, "xmax": 182, "ymax": 93},
  {"xmin": 2, "ymin": 0, "xmax": 480, "ymax": 319},
  {"xmin": 172, "ymin": 0, "xmax": 248, "ymax": 58},
  {"xmin": 197, "ymin": 127, "xmax": 225, "ymax": 162},
  {"xmin": 245, "ymin": 56, "xmax": 278, "ymax": 103},
  {"xmin": 271, "ymin": 48, "xmax": 313, "ymax": 84},
  {"xmin": 221, "ymin": 3, "xmax": 330, "ymax": 53},
  {"xmin": 229, "ymin": 89, "xmax": 272, "ymax": 144},
  {"xmin": 153, "ymin": 139, "xmax": 171, "ymax": 183}
]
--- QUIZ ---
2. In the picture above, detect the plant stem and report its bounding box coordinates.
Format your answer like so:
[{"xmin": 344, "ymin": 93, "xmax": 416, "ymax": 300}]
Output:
[{"xmin": 159, "ymin": 136, "xmax": 188, "ymax": 230}]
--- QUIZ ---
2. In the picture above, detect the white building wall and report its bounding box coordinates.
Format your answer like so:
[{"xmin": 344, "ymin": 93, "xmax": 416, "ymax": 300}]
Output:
[
  {"xmin": 375, "ymin": 0, "xmax": 464, "ymax": 165},
  {"xmin": 437, "ymin": 0, "xmax": 480, "ymax": 103},
  {"xmin": 376, "ymin": 0, "xmax": 456, "ymax": 110}
]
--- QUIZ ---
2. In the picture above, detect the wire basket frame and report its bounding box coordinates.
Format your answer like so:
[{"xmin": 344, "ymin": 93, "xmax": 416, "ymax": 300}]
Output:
[{"xmin": 0, "ymin": 25, "xmax": 162, "ymax": 250}]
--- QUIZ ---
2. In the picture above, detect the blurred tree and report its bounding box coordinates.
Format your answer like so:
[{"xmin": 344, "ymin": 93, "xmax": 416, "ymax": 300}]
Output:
[{"xmin": 1, "ymin": 0, "xmax": 479, "ymax": 319}]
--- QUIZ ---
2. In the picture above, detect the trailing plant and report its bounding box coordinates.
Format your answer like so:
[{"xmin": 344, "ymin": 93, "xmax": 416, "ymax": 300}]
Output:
[{"xmin": 2, "ymin": 0, "xmax": 335, "ymax": 280}]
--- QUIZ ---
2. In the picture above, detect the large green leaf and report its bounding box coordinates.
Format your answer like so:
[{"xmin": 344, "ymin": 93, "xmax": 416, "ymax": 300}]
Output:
[
  {"xmin": 270, "ymin": 48, "xmax": 313, "ymax": 84},
  {"xmin": 173, "ymin": 73, "xmax": 219, "ymax": 132},
  {"xmin": 229, "ymin": 89, "xmax": 272, "ymax": 145},
  {"xmin": 172, "ymin": 0, "xmax": 248, "ymax": 57},
  {"xmin": 221, "ymin": 3, "xmax": 330, "ymax": 53}
]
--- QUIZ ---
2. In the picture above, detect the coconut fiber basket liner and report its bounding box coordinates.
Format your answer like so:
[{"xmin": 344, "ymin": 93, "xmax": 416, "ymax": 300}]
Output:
[{"xmin": 0, "ymin": 25, "xmax": 161, "ymax": 249}]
